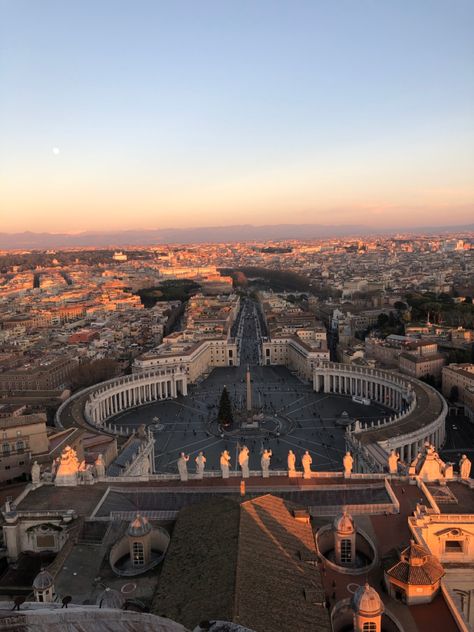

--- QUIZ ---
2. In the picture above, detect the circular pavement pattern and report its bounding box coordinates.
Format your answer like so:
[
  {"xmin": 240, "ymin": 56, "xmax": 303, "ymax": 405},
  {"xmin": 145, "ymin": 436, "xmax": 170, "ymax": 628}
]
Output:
[{"xmin": 112, "ymin": 364, "xmax": 392, "ymax": 475}]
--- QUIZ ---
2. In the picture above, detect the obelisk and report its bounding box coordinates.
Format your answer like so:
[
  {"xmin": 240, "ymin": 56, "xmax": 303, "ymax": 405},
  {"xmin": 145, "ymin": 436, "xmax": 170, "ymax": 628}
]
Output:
[{"xmin": 246, "ymin": 365, "xmax": 252, "ymax": 414}]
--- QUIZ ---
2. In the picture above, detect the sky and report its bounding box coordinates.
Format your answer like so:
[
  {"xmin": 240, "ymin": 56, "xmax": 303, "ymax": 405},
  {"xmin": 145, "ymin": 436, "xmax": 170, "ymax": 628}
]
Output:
[{"xmin": 1, "ymin": 0, "xmax": 473, "ymax": 233}]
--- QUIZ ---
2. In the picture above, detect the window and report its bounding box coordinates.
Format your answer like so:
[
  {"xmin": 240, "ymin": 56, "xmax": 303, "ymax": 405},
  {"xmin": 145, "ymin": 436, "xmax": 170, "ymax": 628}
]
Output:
[
  {"xmin": 363, "ymin": 623, "xmax": 376, "ymax": 632},
  {"xmin": 36, "ymin": 535, "xmax": 56, "ymax": 549},
  {"xmin": 16, "ymin": 440, "xmax": 25, "ymax": 453},
  {"xmin": 132, "ymin": 541, "xmax": 144, "ymax": 566},
  {"xmin": 341, "ymin": 538, "xmax": 352, "ymax": 564},
  {"xmin": 2, "ymin": 443, "xmax": 10, "ymax": 455},
  {"xmin": 445, "ymin": 540, "xmax": 463, "ymax": 553}
]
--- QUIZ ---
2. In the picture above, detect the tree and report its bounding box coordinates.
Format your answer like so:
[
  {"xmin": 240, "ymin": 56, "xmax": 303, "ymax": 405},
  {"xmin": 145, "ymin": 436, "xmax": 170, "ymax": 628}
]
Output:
[
  {"xmin": 394, "ymin": 301, "xmax": 407, "ymax": 311},
  {"xmin": 377, "ymin": 313, "xmax": 389, "ymax": 327},
  {"xmin": 218, "ymin": 386, "xmax": 233, "ymax": 429},
  {"xmin": 69, "ymin": 359, "xmax": 120, "ymax": 391}
]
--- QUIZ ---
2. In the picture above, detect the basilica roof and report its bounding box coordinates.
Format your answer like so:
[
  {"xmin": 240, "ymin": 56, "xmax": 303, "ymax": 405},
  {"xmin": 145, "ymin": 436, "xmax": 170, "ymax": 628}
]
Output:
[{"xmin": 386, "ymin": 540, "xmax": 444, "ymax": 585}]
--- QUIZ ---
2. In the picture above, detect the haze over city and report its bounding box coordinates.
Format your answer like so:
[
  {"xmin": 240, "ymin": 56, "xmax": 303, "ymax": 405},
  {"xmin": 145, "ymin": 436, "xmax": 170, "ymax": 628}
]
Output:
[{"xmin": 1, "ymin": 0, "xmax": 474, "ymax": 234}]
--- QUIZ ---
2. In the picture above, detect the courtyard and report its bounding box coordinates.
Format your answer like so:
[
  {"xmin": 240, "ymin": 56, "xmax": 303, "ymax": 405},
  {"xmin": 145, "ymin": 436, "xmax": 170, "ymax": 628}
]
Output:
[{"xmin": 113, "ymin": 363, "xmax": 392, "ymax": 475}]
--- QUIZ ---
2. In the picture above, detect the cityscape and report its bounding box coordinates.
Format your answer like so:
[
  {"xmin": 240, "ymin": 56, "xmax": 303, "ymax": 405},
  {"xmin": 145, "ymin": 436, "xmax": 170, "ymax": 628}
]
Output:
[{"xmin": 1, "ymin": 2, "xmax": 474, "ymax": 632}]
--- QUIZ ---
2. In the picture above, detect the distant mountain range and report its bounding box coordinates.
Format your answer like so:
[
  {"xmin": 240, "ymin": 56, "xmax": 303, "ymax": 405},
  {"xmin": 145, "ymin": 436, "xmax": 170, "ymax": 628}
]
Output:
[{"xmin": 0, "ymin": 223, "xmax": 473, "ymax": 249}]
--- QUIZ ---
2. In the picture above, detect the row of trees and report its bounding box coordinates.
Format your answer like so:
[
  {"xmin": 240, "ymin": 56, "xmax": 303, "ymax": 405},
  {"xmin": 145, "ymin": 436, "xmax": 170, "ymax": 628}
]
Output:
[
  {"xmin": 405, "ymin": 292, "xmax": 474, "ymax": 328},
  {"xmin": 69, "ymin": 359, "xmax": 120, "ymax": 391}
]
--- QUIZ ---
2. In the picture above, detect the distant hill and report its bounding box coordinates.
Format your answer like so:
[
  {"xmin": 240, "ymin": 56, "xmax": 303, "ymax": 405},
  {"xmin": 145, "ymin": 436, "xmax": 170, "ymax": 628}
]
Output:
[{"xmin": 0, "ymin": 223, "xmax": 473, "ymax": 249}]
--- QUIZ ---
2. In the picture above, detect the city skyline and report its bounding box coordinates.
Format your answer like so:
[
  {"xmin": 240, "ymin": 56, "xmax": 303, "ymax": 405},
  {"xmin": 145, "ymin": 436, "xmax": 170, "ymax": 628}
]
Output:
[{"xmin": 1, "ymin": 0, "xmax": 473, "ymax": 232}]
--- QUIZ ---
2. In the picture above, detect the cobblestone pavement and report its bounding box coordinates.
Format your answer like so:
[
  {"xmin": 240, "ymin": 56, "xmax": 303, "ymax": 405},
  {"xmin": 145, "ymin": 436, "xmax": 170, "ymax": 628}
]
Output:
[
  {"xmin": 113, "ymin": 297, "xmax": 391, "ymax": 474},
  {"xmin": 113, "ymin": 364, "xmax": 391, "ymax": 475}
]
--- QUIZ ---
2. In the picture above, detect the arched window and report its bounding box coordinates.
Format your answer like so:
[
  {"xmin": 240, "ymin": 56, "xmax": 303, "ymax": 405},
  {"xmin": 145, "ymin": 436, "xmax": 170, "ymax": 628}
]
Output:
[
  {"xmin": 132, "ymin": 541, "xmax": 144, "ymax": 566},
  {"xmin": 341, "ymin": 538, "xmax": 352, "ymax": 563},
  {"xmin": 363, "ymin": 623, "xmax": 377, "ymax": 632},
  {"xmin": 2, "ymin": 443, "xmax": 10, "ymax": 455}
]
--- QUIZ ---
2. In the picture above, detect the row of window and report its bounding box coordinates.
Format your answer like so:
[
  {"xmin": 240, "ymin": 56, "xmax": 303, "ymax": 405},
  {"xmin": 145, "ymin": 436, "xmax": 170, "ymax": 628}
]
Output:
[
  {"xmin": 2, "ymin": 461, "xmax": 25, "ymax": 470},
  {"xmin": 2, "ymin": 441, "xmax": 26, "ymax": 454}
]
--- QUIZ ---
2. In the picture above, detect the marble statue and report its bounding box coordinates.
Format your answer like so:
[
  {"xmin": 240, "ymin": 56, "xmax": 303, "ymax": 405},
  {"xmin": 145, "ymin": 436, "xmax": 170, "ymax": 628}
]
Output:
[
  {"xmin": 261, "ymin": 449, "xmax": 272, "ymax": 478},
  {"xmin": 388, "ymin": 449, "xmax": 399, "ymax": 474},
  {"xmin": 83, "ymin": 467, "xmax": 94, "ymax": 484},
  {"xmin": 409, "ymin": 452, "xmax": 422, "ymax": 476},
  {"xmin": 220, "ymin": 450, "xmax": 231, "ymax": 479},
  {"xmin": 417, "ymin": 442, "xmax": 449, "ymax": 482},
  {"xmin": 302, "ymin": 450, "xmax": 312, "ymax": 479},
  {"xmin": 31, "ymin": 461, "xmax": 41, "ymax": 486},
  {"xmin": 195, "ymin": 451, "xmax": 206, "ymax": 479},
  {"xmin": 55, "ymin": 445, "xmax": 81, "ymax": 487},
  {"xmin": 287, "ymin": 450, "xmax": 296, "ymax": 476},
  {"xmin": 459, "ymin": 454, "xmax": 472, "ymax": 479},
  {"xmin": 239, "ymin": 445, "xmax": 250, "ymax": 479},
  {"xmin": 95, "ymin": 454, "xmax": 106, "ymax": 479},
  {"xmin": 444, "ymin": 463, "xmax": 454, "ymax": 479},
  {"xmin": 177, "ymin": 453, "xmax": 189, "ymax": 481},
  {"xmin": 343, "ymin": 451, "xmax": 353, "ymax": 477}
]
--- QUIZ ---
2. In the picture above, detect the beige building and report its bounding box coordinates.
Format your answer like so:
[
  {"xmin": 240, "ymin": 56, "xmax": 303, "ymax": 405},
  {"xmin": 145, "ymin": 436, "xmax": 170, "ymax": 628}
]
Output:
[
  {"xmin": 442, "ymin": 363, "xmax": 474, "ymax": 402},
  {"xmin": 134, "ymin": 334, "xmax": 238, "ymax": 383},
  {"xmin": 385, "ymin": 540, "xmax": 444, "ymax": 605},
  {"xmin": 399, "ymin": 352, "xmax": 445, "ymax": 379},
  {"xmin": 262, "ymin": 334, "xmax": 329, "ymax": 381},
  {"xmin": 0, "ymin": 356, "xmax": 77, "ymax": 393},
  {"xmin": 0, "ymin": 414, "xmax": 49, "ymax": 482},
  {"xmin": 409, "ymin": 505, "xmax": 474, "ymax": 629}
]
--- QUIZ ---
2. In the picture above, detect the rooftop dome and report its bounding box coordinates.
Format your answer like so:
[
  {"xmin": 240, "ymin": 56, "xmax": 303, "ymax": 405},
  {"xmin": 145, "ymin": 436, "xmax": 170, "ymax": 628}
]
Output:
[
  {"xmin": 96, "ymin": 587, "xmax": 125, "ymax": 609},
  {"xmin": 334, "ymin": 511, "xmax": 355, "ymax": 534},
  {"xmin": 33, "ymin": 569, "xmax": 54, "ymax": 591},
  {"xmin": 128, "ymin": 513, "xmax": 151, "ymax": 538},
  {"xmin": 352, "ymin": 583, "xmax": 384, "ymax": 616}
]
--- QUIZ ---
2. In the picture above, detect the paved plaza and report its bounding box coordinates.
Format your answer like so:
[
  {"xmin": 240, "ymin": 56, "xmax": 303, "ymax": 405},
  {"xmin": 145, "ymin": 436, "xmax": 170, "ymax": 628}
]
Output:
[
  {"xmin": 113, "ymin": 299, "xmax": 391, "ymax": 475},
  {"xmin": 114, "ymin": 363, "xmax": 392, "ymax": 475}
]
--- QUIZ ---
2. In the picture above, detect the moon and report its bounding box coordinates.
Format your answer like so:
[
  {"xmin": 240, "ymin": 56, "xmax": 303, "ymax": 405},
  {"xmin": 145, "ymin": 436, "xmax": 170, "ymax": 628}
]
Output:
[{"xmin": 52, "ymin": 147, "xmax": 60, "ymax": 155}]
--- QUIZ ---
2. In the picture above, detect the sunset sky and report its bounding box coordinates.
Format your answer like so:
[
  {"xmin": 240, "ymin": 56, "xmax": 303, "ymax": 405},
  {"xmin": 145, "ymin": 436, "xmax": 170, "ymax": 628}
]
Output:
[{"xmin": 1, "ymin": 0, "xmax": 473, "ymax": 233}]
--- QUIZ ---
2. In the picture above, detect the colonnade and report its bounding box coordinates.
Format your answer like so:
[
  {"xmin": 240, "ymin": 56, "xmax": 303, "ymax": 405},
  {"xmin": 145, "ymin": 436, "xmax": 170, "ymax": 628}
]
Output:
[
  {"xmin": 84, "ymin": 368, "xmax": 188, "ymax": 427},
  {"xmin": 314, "ymin": 364, "xmax": 410, "ymax": 412},
  {"xmin": 394, "ymin": 427, "xmax": 445, "ymax": 465},
  {"xmin": 313, "ymin": 362, "xmax": 447, "ymax": 474}
]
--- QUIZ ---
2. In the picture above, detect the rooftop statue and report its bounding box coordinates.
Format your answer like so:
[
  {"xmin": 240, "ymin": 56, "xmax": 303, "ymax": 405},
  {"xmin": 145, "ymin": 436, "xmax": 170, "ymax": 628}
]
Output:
[
  {"xmin": 302, "ymin": 450, "xmax": 313, "ymax": 479},
  {"xmin": 239, "ymin": 445, "xmax": 250, "ymax": 479},
  {"xmin": 177, "ymin": 453, "xmax": 189, "ymax": 482},
  {"xmin": 31, "ymin": 461, "xmax": 41, "ymax": 487},
  {"xmin": 409, "ymin": 452, "xmax": 422, "ymax": 476},
  {"xmin": 343, "ymin": 451, "xmax": 353, "ymax": 477},
  {"xmin": 220, "ymin": 449, "xmax": 231, "ymax": 479},
  {"xmin": 195, "ymin": 451, "xmax": 206, "ymax": 479},
  {"xmin": 417, "ymin": 442, "xmax": 451, "ymax": 482},
  {"xmin": 261, "ymin": 449, "xmax": 272, "ymax": 478},
  {"xmin": 95, "ymin": 454, "xmax": 106, "ymax": 479},
  {"xmin": 388, "ymin": 449, "xmax": 399, "ymax": 474},
  {"xmin": 287, "ymin": 450, "xmax": 296, "ymax": 476},
  {"xmin": 55, "ymin": 445, "xmax": 81, "ymax": 487},
  {"xmin": 459, "ymin": 454, "xmax": 472, "ymax": 480}
]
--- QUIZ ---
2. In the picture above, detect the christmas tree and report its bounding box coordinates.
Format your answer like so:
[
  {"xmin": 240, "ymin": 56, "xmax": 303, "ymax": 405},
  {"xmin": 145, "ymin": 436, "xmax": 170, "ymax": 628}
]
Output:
[{"xmin": 218, "ymin": 386, "xmax": 233, "ymax": 428}]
